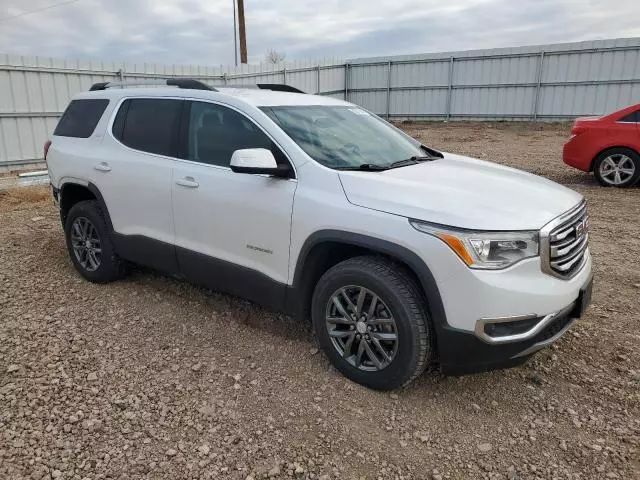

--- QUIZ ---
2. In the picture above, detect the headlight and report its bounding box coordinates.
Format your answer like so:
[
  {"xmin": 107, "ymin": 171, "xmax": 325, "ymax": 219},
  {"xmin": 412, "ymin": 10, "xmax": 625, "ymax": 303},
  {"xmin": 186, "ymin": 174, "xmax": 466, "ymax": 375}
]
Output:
[{"xmin": 409, "ymin": 219, "xmax": 539, "ymax": 270}]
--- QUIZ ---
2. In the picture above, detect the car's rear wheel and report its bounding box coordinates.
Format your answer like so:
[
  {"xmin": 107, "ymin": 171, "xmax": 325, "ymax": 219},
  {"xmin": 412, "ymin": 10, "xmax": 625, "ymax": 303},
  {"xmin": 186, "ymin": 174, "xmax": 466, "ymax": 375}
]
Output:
[
  {"xmin": 311, "ymin": 256, "xmax": 434, "ymax": 390},
  {"xmin": 593, "ymin": 148, "xmax": 640, "ymax": 187},
  {"xmin": 64, "ymin": 200, "xmax": 127, "ymax": 283}
]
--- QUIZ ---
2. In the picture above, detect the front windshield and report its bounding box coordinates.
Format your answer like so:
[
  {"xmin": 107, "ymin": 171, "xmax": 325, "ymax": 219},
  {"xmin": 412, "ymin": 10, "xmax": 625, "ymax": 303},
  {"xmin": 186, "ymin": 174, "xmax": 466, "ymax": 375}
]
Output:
[{"xmin": 261, "ymin": 105, "xmax": 426, "ymax": 169}]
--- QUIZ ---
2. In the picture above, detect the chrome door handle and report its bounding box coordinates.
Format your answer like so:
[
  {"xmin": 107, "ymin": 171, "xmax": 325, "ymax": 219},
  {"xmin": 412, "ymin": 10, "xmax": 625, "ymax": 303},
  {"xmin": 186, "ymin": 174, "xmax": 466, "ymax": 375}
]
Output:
[
  {"xmin": 175, "ymin": 177, "xmax": 199, "ymax": 188},
  {"xmin": 94, "ymin": 162, "xmax": 111, "ymax": 172}
]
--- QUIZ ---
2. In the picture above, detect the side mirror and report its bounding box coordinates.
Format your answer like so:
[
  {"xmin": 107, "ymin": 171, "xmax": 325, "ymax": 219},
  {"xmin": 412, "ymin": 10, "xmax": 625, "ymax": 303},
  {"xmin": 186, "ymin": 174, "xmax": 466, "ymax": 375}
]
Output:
[{"xmin": 230, "ymin": 148, "xmax": 291, "ymax": 177}]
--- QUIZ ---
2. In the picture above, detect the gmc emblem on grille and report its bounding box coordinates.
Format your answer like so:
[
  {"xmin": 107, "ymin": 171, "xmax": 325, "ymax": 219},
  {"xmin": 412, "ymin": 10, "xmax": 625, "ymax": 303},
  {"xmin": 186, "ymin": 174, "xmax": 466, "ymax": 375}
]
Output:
[{"xmin": 575, "ymin": 217, "xmax": 589, "ymax": 239}]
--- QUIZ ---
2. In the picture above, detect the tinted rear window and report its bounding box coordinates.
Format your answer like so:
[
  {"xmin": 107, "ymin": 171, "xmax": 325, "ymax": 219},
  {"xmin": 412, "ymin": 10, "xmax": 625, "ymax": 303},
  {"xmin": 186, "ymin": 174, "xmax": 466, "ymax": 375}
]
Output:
[
  {"xmin": 113, "ymin": 98, "xmax": 182, "ymax": 157},
  {"xmin": 619, "ymin": 110, "xmax": 639, "ymax": 122},
  {"xmin": 54, "ymin": 99, "xmax": 109, "ymax": 138}
]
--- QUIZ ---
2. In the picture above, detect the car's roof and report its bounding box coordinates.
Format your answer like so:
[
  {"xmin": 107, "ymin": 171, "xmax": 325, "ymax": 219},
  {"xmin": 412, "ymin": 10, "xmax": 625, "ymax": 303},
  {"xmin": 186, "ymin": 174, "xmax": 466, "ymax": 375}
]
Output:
[{"xmin": 74, "ymin": 86, "xmax": 351, "ymax": 108}]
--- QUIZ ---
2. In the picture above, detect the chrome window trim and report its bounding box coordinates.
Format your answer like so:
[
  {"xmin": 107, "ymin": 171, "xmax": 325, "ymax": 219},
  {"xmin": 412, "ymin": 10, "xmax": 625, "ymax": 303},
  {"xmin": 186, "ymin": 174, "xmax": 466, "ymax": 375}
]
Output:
[{"xmin": 540, "ymin": 199, "xmax": 588, "ymax": 279}]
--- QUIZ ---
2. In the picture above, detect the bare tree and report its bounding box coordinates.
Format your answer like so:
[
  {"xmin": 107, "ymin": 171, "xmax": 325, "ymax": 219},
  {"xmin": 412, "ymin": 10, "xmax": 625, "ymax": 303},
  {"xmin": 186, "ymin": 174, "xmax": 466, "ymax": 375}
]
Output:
[{"xmin": 265, "ymin": 49, "xmax": 286, "ymax": 64}]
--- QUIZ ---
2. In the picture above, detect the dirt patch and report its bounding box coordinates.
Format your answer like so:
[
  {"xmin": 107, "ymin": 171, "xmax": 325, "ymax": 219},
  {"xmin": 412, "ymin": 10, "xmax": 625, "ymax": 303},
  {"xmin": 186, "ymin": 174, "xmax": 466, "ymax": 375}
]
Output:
[
  {"xmin": 0, "ymin": 186, "xmax": 51, "ymax": 210},
  {"xmin": 1, "ymin": 122, "xmax": 638, "ymax": 480}
]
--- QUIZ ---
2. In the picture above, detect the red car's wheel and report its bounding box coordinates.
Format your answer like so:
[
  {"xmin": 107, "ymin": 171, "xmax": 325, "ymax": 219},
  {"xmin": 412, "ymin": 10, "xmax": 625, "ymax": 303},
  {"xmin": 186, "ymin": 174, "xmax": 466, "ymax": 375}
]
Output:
[{"xmin": 593, "ymin": 148, "xmax": 640, "ymax": 188}]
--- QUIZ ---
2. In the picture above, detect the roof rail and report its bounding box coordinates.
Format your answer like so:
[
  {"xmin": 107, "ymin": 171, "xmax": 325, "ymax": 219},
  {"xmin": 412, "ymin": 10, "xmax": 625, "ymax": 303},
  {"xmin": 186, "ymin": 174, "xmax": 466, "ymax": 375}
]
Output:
[
  {"xmin": 217, "ymin": 83, "xmax": 305, "ymax": 94},
  {"xmin": 89, "ymin": 79, "xmax": 216, "ymax": 91},
  {"xmin": 256, "ymin": 84, "xmax": 305, "ymax": 93}
]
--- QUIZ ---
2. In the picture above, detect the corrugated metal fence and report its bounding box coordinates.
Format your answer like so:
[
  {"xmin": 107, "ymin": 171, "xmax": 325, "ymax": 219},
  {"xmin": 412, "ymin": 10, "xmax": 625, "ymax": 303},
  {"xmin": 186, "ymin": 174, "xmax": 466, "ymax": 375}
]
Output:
[{"xmin": 1, "ymin": 37, "xmax": 639, "ymax": 168}]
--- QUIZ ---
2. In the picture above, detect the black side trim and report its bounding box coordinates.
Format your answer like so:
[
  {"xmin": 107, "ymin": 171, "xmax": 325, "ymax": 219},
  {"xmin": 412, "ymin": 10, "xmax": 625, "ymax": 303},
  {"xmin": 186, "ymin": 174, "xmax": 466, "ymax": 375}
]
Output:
[
  {"xmin": 176, "ymin": 246, "xmax": 286, "ymax": 312},
  {"xmin": 112, "ymin": 234, "xmax": 179, "ymax": 274},
  {"xmin": 287, "ymin": 230, "xmax": 449, "ymax": 347}
]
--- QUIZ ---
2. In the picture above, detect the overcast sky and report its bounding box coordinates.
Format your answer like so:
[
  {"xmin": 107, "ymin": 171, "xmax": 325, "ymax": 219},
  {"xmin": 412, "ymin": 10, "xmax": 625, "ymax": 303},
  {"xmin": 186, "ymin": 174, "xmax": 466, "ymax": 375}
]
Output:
[{"xmin": 1, "ymin": 0, "xmax": 639, "ymax": 65}]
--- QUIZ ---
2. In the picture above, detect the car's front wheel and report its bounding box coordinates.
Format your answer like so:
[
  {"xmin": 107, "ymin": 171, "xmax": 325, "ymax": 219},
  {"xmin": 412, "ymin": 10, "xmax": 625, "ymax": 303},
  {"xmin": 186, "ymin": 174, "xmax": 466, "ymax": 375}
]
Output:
[
  {"xmin": 312, "ymin": 256, "xmax": 434, "ymax": 390},
  {"xmin": 64, "ymin": 200, "xmax": 127, "ymax": 283},
  {"xmin": 593, "ymin": 148, "xmax": 640, "ymax": 187}
]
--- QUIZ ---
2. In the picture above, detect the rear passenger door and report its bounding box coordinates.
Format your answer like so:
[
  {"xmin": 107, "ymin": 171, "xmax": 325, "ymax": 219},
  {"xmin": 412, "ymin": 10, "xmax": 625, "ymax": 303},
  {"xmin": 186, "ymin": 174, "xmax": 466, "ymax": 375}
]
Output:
[
  {"xmin": 96, "ymin": 97, "xmax": 183, "ymax": 272},
  {"xmin": 171, "ymin": 100, "xmax": 296, "ymax": 309}
]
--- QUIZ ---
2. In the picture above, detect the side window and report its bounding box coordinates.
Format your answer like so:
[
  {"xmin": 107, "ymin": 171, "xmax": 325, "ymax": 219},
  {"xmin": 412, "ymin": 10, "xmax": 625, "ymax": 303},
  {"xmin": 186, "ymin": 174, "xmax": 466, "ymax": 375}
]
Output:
[
  {"xmin": 113, "ymin": 98, "xmax": 182, "ymax": 156},
  {"xmin": 619, "ymin": 110, "xmax": 639, "ymax": 123},
  {"xmin": 54, "ymin": 99, "xmax": 109, "ymax": 138},
  {"xmin": 185, "ymin": 101, "xmax": 288, "ymax": 168}
]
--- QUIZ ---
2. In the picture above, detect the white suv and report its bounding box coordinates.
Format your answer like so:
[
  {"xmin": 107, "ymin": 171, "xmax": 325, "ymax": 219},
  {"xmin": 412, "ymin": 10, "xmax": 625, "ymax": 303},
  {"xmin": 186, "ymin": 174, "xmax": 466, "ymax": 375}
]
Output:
[{"xmin": 46, "ymin": 80, "xmax": 593, "ymax": 390}]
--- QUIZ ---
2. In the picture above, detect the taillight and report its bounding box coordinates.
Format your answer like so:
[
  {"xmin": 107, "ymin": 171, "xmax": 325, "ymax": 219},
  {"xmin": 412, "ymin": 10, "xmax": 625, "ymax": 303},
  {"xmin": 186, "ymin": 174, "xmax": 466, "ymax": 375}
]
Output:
[
  {"xmin": 44, "ymin": 140, "xmax": 52, "ymax": 164},
  {"xmin": 570, "ymin": 125, "xmax": 588, "ymax": 136}
]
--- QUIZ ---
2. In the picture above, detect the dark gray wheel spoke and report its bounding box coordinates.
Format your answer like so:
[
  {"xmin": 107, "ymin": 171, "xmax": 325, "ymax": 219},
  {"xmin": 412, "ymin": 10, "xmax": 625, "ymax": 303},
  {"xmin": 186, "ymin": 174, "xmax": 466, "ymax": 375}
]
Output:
[
  {"xmin": 364, "ymin": 341, "xmax": 383, "ymax": 369},
  {"xmin": 370, "ymin": 337, "xmax": 392, "ymax": 362},
  {"xmin": 87, "ymin": 251, "xmax": 99, "ymax": 270},
  {"xmin": 372, "ymin": 332, "xmax": 397, "ymax": 341},
  {"xmin": 367, "ymin": 294, "xmax": 378, "ymax": 317},
  {"xmin": 354, "ymin": 340, "xmax": 366, "ymax": 367},
  {"xmin": 331, "ymin": 296, "xmax": 351, "ymax": 319},
  {"xmin": 71, "ymin": 217, "xmax": 102, "ymax": 272},
  {"xmin": 368, "ymin": 317, "xmax": 394, "ymax": 326},
  {"xmin": 327, "ymin": 316, "xmax": 354, "ymax": 325},
  {"xmin": 343, "ymin": 332, "xmax": 356, "ymax": 355},
  {"xmin": 340, "ymin": 289, "xmax": 357, "ymax": 312},
  {"xmin": 329, "ymin": 330, "xmax": 352, "ymax": 338},
  {"xmin": 325, "ymin": 285, "xmax": 398, "ymax": 372},
  {"xmin": 72, "ymin": 222, "xmax": 84, "ymax": 239},
  {"xmin": 81, "ymin": 219, "xmax": 90, "ymax": 237},
  {"xmin": 355, "ymin": 288, "xmax": 366, "ymax": 314}
]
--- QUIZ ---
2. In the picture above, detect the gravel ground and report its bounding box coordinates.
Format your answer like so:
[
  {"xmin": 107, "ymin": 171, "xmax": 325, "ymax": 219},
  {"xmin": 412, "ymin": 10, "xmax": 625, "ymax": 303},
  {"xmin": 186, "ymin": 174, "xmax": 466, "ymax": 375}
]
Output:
[{"xmin": 1, "ymin": 122, "xmax": 639, "ymax": 480}]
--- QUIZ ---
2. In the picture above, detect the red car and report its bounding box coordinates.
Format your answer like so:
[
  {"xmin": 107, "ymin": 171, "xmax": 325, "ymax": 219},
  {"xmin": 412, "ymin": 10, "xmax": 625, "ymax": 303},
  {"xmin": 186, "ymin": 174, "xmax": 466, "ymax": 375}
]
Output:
[{"xmin": 563, "ymin": 103, "xmax": 640, "ymax": 187}]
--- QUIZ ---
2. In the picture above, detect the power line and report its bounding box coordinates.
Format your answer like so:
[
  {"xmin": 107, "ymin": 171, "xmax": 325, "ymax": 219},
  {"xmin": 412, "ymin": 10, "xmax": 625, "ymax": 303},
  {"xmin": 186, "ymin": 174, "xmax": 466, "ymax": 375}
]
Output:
[{"xmin": 0, "ymin": 0, "xmax": 81, "ymax": 23}]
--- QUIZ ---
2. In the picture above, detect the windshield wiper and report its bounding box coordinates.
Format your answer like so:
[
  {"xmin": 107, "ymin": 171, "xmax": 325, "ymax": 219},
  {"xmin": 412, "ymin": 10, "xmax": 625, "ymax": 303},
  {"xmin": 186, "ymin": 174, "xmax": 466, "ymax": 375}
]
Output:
[
  {"xmin": 387, "ymin": 155, "xmax": 435, "ymax": 169},
  {"xmin": 335, "ymin": 163, "xmax": 389, "ymax": 171},
  {"xmin": 336, "ymin": 155, "xmax": 435, "ymax": 172}
]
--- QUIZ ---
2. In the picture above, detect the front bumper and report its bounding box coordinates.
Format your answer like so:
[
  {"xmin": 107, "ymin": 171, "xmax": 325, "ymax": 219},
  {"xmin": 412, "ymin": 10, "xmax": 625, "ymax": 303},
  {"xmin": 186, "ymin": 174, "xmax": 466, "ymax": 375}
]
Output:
[{"xmin": 437, "ymin": 275, "xmax": 592, "ymax": 375}]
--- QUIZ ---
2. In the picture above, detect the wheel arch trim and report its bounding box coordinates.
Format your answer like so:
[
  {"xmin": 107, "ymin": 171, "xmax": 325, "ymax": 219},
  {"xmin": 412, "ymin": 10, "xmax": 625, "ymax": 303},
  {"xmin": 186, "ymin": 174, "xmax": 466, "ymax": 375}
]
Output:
[
  {"xmin": 289, "ymin": 230, "xmax": 449, "ymax": 335},
  {"xmin": 59, "ymin": 181, "xmax": 114, "ymax": 232}
]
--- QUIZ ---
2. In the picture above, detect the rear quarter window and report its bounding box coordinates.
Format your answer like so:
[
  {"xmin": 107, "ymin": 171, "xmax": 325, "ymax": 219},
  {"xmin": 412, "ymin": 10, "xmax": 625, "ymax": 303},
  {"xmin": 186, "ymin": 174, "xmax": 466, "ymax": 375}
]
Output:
[
  {"xmin": 619, "ymin": 110, "xmax": 639, "ymax": 122},
  {"xmin": 112, "ymin": 98, "xmax": 182, "ymax": 157},
  {"xmin": 54, "ymin": 99, "xmax": 110, "ymax": 138}
]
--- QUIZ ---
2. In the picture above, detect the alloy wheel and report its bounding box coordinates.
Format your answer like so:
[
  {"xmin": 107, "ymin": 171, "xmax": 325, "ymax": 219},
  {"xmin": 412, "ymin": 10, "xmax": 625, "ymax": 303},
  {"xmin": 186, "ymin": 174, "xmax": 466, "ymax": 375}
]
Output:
[
  {"xmin": 325, "ymin": 286, "xmax": 398, "ymax": 371},
  {"xmin": 70, "ymin": 217, "xmax": 102, "ymax": 272},
  {"xmin": 599, "ymin": 154, "xmax": 636, "ymax": 186}
]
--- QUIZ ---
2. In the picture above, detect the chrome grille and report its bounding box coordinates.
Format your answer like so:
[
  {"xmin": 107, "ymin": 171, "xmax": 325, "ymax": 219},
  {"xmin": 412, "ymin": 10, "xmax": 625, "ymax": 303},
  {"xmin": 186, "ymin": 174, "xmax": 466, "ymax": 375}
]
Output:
[{"xmin": 541, "ymin": 201, "xmax": 589, "ymax": 278}]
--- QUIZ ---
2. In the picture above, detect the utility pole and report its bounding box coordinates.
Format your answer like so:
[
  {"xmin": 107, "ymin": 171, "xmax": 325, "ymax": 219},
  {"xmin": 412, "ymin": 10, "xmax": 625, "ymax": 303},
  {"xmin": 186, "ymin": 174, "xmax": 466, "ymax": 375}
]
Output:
[
  {"xmin": 237, "ymin": 0, "xmax": 247, "ymax": 63},
  {"xmin": 232, "ymin": 0, "xmax": 238, "ymax": 66}
]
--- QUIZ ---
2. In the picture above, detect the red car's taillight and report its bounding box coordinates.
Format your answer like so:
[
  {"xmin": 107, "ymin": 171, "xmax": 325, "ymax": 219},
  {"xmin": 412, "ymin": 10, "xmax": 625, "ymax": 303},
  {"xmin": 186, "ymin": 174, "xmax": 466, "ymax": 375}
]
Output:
[
  {"xmin": 44, "ymin": 140, "xmax": 52, "ymax": 164},
  {"xmin": 570, "ymin": 125, "xmax": 588, "ymax": 136}
]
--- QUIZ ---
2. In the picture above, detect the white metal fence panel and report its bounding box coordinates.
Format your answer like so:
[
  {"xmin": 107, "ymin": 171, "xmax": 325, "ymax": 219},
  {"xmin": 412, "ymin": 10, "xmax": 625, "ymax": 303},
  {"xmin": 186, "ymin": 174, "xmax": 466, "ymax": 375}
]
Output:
[{"xmin": 1, "ymin": 38, "xmax": 640, "ymax": 168}]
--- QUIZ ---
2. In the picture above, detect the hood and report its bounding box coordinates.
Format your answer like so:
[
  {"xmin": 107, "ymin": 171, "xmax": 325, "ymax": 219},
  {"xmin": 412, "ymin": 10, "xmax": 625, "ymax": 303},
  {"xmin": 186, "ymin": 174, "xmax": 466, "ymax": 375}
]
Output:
[{"xmin": 338, "ymin": 153, "xmax": 583, "ymax": 231}]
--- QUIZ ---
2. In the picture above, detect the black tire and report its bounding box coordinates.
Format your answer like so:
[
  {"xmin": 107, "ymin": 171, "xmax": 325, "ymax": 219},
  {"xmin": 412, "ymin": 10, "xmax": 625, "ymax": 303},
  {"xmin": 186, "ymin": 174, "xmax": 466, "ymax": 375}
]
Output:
[
  {"xmin": 64, "ymin": 200, "xmax": 127, "ymax": 283},
  {"xmin": 593, "ymin": 147, "xmax": 640, "ymax": 188},
  {"xmin": 311, "ymin": 256, "xmax": 434, "ymax": 390}
]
